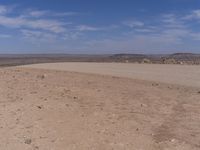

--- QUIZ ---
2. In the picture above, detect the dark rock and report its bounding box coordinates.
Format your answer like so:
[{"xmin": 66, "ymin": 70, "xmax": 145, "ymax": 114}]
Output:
[
  {"xmin": 37, "ymin": 106, "xmax": 42, "ymax": 109},
  {"xmin": 73, "ymin": 96, "xmax": 78, "ymax": 99},
  {"xmin": 25, "ymin": 138, "xmax": 32, "ymax": 144},
  {"xmin": 152, "ymin": 83, "xmax": 159, "ymax": 86},
  {"xmin": 34, "ymin": 146, "xmax": 39, "ymax": 149}
]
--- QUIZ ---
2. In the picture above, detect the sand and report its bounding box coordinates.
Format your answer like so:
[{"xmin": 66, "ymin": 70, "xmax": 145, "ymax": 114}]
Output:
[
  {"xmin": 0, "ymin": 63, "xmax": 199, "ymax": 149},
  {"xmin": 22, "ymin": 62, "xmax": 200, "ymax": 88}
]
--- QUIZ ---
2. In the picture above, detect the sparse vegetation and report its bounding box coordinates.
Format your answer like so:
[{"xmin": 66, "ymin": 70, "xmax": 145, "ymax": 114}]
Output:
[{"xmin": 142, "ymin": 58, "xmax": 151, "ymax": 64}]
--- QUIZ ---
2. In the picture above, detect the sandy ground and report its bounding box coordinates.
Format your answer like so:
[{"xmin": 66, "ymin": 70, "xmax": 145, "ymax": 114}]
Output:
[
  {"xmin": 22, "ymin": 62, "xmax": 200, "ymax": 88},
  {"xmin": 0, "ymin": 64, "xmax": 200, "ymax": 150}
]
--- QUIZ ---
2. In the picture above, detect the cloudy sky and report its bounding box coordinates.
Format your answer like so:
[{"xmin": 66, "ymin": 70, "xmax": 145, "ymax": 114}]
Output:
[{"xmin": 0, "ymin": 0, "xmax": 200, "ymax": 54}]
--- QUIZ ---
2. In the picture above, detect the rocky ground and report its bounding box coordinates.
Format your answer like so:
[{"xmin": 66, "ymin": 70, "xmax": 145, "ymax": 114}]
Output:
[{"xmin": 0, "ymin": 67, "xmax": 200, "ymax": 150}]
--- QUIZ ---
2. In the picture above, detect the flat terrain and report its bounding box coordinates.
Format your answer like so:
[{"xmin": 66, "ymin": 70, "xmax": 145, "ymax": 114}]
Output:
[
  {"xmin": 22, "ymin": 62, "xmax": 200, "ymax": 87},
  {"xmin": 0, "ymin": 64, "xmax": 200, "ymax": 150}
]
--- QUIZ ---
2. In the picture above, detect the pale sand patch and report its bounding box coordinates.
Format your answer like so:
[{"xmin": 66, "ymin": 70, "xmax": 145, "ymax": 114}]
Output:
[{"xmin": 21, "ymin": 62, "xmax": 200, "ymax": 87}]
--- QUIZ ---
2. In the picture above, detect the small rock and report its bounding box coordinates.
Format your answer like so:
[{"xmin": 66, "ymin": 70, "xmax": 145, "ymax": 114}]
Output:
[
  {"xmin": 37, "ymin": 106, "xmax": 42, "ymax": 109},
  {"xmin": 168, "ymin": 86, "xmax": 172, "ymax": 89},
  {"xmin": 171, "ymin": 139, "xmax": 176, "ymax": 142},
  {"xmin": 37, "ymin": 74, "xmax": 47, "ymax": 79},
  {"xmin": 73, "ymin": 96, "xmax": 78, "ymax": 99},
  {"xmin": 140, "ymin": 103, "xmax": 147, "ymax": 107},
  {"xmin": 198, "ymin": 91, "xmax": 200, "ymax": 94},
  {"xmin": 30, "ymin": 91, "xmax": 37, "ymax": 94},
  {"xmin": 25, "ymin": 138, "xmax": 32, "ymax": 144},
  {"xmin": 152, "ymin": 83, "xmax": 159, "ymax": 86},
  {"xmin": 34, "ymin": 146, "xmax": 39, "ymax": 149}
]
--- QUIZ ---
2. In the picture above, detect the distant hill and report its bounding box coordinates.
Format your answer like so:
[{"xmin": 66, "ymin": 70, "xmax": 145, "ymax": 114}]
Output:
[
  {"xmin": 167, "ymin": 53, "xmax": 200, "ymax": 60},
  {"xmin": 109, "ymin": 53, "xmax": 200, "ymax": 64},
  {"xmin": 0, "ymin": 53, "xmax": 200, "ymax": 67}
]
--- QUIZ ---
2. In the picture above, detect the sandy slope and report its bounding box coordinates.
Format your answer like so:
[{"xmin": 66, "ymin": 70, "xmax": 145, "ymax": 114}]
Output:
[
  {"xmin": 22, "ymin": 62, "xmax": 200, "ymax": 88},
  {"xmin": 0, "ymin": 66, "xmax": 200, "ymax": 150}
]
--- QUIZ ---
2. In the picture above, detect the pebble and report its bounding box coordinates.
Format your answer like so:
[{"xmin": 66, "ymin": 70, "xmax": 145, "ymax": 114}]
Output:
[
  {"xmin": 25, "ymin": 138, "xmax": 32, "ymax": 144},
  {"xmin": 37, "ymin": 106, "xmax": 42, "ymax": 109},
  {"xmin": 170, "ymin": 139, "xmax": 176, "ymax": 142},
  {"xmin": 37, "ymin": 74, "xmax": 47, "ymax": 79}
]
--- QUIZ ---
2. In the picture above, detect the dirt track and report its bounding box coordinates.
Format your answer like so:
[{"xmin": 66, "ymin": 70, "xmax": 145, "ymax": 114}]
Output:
[
  {"xmin": 22, "ymin": 62, "xmax": 200, "ymax": 88},
  {"xmin": 0, "ymin": 64, "xmax": 200, "ymax": 149}
]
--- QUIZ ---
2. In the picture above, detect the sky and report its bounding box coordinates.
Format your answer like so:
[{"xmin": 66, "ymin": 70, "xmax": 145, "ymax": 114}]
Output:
[{"xmin": 0, "ymin": 0, "xmax": 200, "ymax": 54}]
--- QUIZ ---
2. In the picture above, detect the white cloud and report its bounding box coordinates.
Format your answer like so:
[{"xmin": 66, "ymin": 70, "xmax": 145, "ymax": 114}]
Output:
[
  {"xmin": 21, "ymin": 29, "xmax": 57, "ymax": 42},
  {"xmin": 0, "ymin": 34, "xmax": 11, "ymax": 38},
  {"xmin": 28, "ymin": 10, "xmax": 48, "ymax": 17},
  {"xmin": 76, "ymin": 24, "xmax": 119, "ymax": 32},
  {"xmin": 87, "ymin": 27, "xmax": 200, "ymax": 53},
  {"xmin": 83, "ymin": 12, "xmax": 200, "ymax": 53},
  {"xmin": 0, "ymin": 5, "xmax": 10, "ymax": 15},
  {"xmin": 0, "ymin": 4, "xmax": 200, "ymax": 53},
  {"xmin": 161, "ymin": 14, "xmax": 185, "ymax": 29},
  {"xmin": 53, "ymin": 12, "xmax": 81, "ymax": 17},
  {"xmin": 123, "ymin": 20, "xmax": 144, "ymax": 28},
  {"xmin": 159, "ymin": 12, "xmax": 200, "ymax": 41},
  {"xmin": 0, "ymin": 15, "xmax": 66, "ymax": 33},
  {"xmin": 190, "ymin": 32, "xmax": 200, "ymax": 40},
  {"xmin": 162, "ymin": 14, "xmax": 176, "ymax": 23},
  {"xmin": 134, "ymin": 28, "xmax": 155, "ymax": 33},
  {"xmin": 183, "ymin": 10, "xmax": 200, "ymax": 20},
  {"xmin": 26, "ymin": 10, "xmax": 81, "ymax": 18},
  {"xmin": 63, "ymin": 32, "xmax": 83, "ymax": 40},
  {"xmin": 76, "ymin": 25, "xmax": 102, "ymax": 31},
  {"xmin": 27, "ymin": 19, "xmax": 66, "ymax": 33}
]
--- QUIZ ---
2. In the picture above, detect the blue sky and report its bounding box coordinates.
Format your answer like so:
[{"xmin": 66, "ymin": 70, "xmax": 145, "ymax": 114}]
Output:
[{"xmin": 0, "ymin": 0, "xmax": 200, "ymax": 54}]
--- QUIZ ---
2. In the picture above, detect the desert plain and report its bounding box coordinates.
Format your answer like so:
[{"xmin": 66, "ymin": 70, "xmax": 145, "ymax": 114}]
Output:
[{"xmin": 0, "ymin": 62, "xmax": 200, "ymax": 150}]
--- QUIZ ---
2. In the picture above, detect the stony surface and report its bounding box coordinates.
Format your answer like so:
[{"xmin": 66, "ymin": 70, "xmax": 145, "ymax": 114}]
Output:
[{"xmin": 0, "ymin": 67, "xmax": 200, "ymax": 150}]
